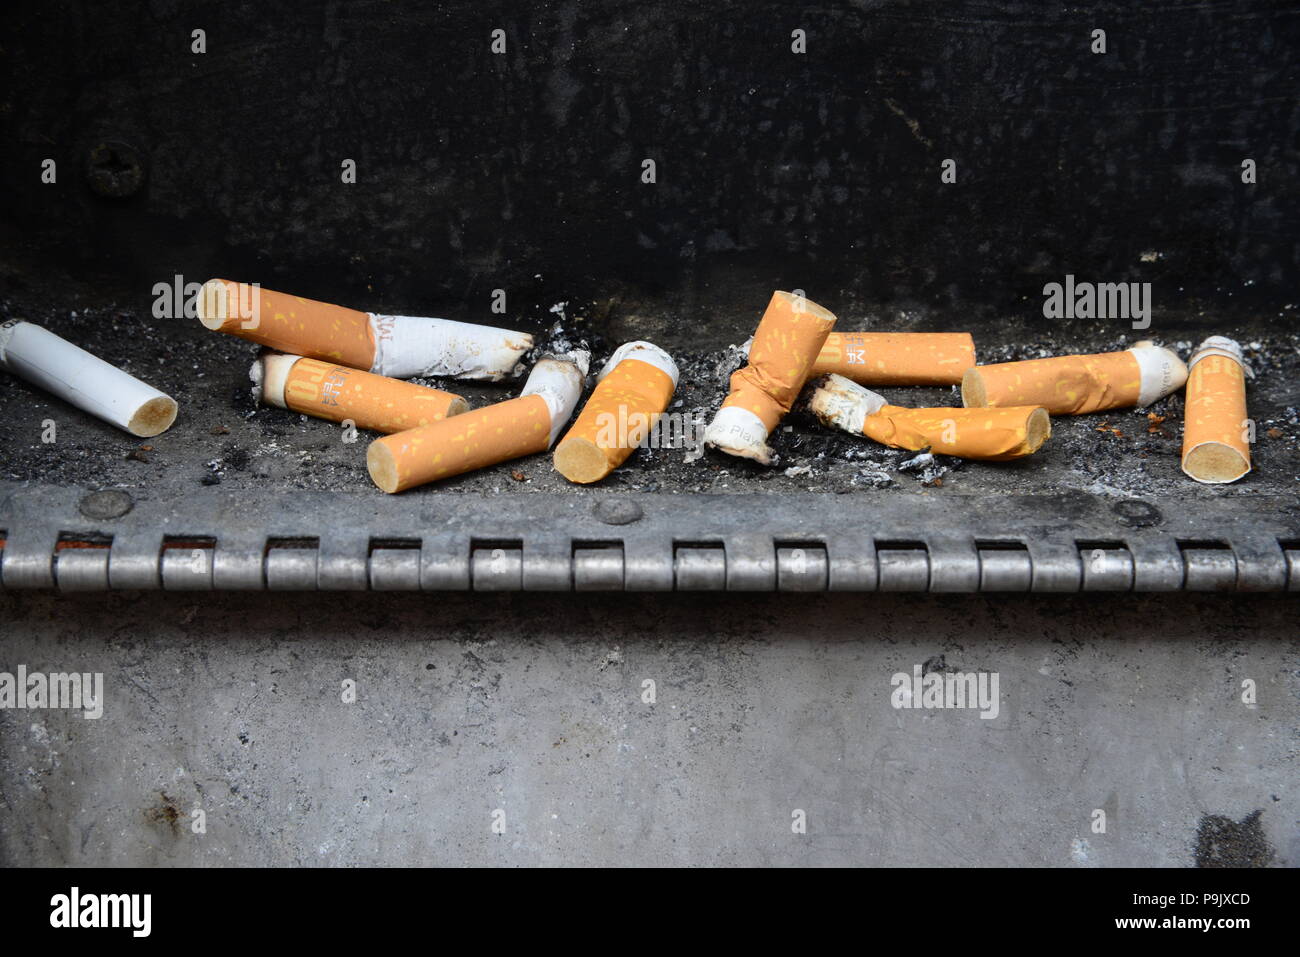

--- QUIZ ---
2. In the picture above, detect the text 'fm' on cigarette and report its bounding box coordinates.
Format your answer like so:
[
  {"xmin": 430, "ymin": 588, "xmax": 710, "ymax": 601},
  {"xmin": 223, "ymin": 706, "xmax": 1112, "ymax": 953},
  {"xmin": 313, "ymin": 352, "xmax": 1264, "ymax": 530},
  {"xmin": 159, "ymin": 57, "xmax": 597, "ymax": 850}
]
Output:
[
  {"xmin": 366, "ymin": 351, "xmax": 590, "ymax": 494},
  {"xmin": 704, "ymin": 290, "xmax": 837, "ymax": 464},
  {"xmin": 198, "ymin": 279, "xmax": 534, "ymax": 381},
  {"xmin": 0, "ymin": 319, "xmax": 177, "ymax": 437},
  {"xmin": 553, "ymin": 341, "xmax": 679, "ymax": 484},
  {"xmin": 961, "ymin": 341, "xmax": 1186, "ymax": 415},
  {"xmin": 1181, "ymin": 336, "xmax": 1251, "ymax": 484},
  {"xmin": 810, "ymin": 374, "xmax": 1050, "ymax": 460}
]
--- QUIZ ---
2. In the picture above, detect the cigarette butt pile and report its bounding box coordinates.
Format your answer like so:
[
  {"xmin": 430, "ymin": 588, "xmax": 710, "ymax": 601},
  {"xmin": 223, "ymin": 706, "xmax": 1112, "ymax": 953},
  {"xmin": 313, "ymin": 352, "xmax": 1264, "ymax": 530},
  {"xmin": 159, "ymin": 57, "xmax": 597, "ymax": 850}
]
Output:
[{"xmin": 1, "ymin": 281, "xmax": 1259, "ymax": 490}]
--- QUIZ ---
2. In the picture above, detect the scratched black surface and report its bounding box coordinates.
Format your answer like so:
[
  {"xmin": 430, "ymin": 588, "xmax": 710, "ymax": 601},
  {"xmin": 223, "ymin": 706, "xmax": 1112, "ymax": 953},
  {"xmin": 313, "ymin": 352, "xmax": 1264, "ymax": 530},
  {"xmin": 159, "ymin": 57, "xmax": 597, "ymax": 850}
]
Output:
[{"xmin": 1, "ymin": 0, "xmax": 1298, "ymax": 316}]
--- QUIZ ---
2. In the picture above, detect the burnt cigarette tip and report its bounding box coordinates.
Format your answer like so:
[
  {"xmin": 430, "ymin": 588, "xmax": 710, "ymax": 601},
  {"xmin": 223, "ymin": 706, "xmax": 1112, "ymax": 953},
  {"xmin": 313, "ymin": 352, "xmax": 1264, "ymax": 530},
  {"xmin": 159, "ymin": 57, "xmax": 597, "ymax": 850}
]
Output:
[{"xmin": 249, "ymin": 352, "xmax": 299, "ymax": 408}]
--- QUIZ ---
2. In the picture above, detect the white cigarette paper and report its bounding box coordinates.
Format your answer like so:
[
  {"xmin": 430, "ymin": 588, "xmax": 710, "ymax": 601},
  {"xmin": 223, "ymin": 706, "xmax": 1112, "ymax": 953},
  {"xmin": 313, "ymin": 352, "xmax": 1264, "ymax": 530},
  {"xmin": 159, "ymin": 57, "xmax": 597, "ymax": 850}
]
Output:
[
  {"xmin": 368, "ymin": 313, "xmax": 533, "ymax": 381},
  {"xmin": 521, "ymin": 350, "xmax": 591, "ymax": 445},
  {"xmin": 807, "ymin": 375, "xmax": 888, "ymax": 433},
  {"xmin": 0, "ymin": 319, "xmax": 177, "ymax": 437}
]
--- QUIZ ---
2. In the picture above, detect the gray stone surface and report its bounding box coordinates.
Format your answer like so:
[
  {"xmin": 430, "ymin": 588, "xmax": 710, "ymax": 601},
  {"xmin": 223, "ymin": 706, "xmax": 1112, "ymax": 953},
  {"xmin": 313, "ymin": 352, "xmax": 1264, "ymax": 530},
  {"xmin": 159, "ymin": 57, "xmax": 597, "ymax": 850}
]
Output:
[{"xmin": 0, "ymin": 591, "xmax": 1294, "ymax": 866}]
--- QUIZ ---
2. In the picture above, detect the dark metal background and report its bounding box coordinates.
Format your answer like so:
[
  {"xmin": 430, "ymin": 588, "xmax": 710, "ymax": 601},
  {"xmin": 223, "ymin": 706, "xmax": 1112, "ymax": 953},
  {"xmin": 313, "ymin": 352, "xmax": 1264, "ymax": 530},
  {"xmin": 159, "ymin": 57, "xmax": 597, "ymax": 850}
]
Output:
[{"xmin": 2, "ymin": 1, "xmax": 1298, "ymax": 319}]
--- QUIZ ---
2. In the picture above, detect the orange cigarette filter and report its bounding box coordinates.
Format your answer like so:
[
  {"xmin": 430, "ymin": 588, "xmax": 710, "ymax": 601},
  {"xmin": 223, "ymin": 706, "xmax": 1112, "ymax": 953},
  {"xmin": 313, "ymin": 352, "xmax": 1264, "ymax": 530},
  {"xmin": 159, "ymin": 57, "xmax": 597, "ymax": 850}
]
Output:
[
  {"xmin": 704, "ymin": 290, "xmax": 837, "ymax": 463},
  {"xmin": 1181, "ymin": 337, "xmax": 1250, "ymax": 484},
  {"xmin": 201, "ymin": 279, "xmax": 375, "ymax": 369},
  {"xmin": 962, "ymin": 341, "xmax": 1186, "ymax": 415},
  {"xmin": 810, "ymin": 374, "xmax": 1050, "ymax": 460},
  {"xmin": 863, "ymin": 406, "xmax": 1049, "ymax": 460},
  {"xmin": 367, "ymin": 353, "xmax": 588, "ymax": 494},
  {"xmin": 255, "ymin": 354, "xmax": 466, "ymax": 434},
  {"xmin": 810, "ymin": 332, "xmax": 976, "ymax": 385},
  {"xmin": 553, "ymin": 341, "xmax": 679, "ymax": 484}
]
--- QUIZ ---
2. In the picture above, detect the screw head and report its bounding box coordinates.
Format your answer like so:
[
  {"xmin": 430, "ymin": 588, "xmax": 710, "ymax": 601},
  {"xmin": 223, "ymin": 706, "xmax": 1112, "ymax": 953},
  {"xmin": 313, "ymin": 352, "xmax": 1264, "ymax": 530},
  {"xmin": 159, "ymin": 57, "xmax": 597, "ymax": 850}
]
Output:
[
  {"xmin": 1113, "ymin": 499, "xmax": 1162, "ymax": 528},
  {"xmin": 593, "ymin": 498, "xmax": 643, "ymax": 525},
  {"xmin": 85, "ymin": 141, "xmax": 145, "ymax": 198},
  {"xmin": 79, "ymin": 489, "xmax": 133, "ymax": 520}
]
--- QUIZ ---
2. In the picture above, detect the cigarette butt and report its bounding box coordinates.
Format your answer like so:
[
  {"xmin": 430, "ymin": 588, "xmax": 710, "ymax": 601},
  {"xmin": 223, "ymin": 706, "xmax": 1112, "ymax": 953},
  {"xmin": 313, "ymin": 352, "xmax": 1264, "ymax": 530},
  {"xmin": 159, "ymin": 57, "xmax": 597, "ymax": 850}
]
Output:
[
  {"xmin": 198, "ymin": 279, "xmax": 534, "ymax": 381},
  {"xmin": 0, "ymin": 319, "xmax": 177, "ymax": 437},
  {"xmin": 252, "ymin": 353, "xmax": 467, "ymax": 434},
  {"xmin": 1181, "ymin": 336, "xmax": 1250, "ymax": 484},
  {"xmin": 553, "ymin": 341, "xmax": 679, "ymax": 483},
  {"xmin": 704, "ymin": 290, "xmax": 836, "ymax": 463},
  {"xmin": 810, "ymin": 374, "xmax": 1050, "ymax": 460},
  {"xmin": 367, "ymin": 351, "xmax": 589, "ymax": 493},
  {"xmin": 962, "ymin": 341, "xmax": 1186, "ymax": 414},
  {"xmin": 809, "ymin": 332, "xmax": 976, "ymax": 385}
]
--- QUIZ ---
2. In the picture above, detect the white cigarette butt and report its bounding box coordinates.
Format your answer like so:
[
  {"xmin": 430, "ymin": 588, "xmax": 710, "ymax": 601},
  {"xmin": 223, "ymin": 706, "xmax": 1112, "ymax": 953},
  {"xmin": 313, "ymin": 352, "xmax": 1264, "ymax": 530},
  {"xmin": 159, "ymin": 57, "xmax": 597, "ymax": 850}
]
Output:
[{"xmin": 0, "ymin": 319, "xmax": 177, "ymax": 437}]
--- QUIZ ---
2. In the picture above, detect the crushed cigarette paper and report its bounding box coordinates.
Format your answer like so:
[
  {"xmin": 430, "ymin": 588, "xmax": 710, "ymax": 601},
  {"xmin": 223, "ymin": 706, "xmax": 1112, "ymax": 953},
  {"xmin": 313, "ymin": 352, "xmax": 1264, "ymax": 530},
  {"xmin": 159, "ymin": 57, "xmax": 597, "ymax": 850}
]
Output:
[
  {"xmin": 961, "ymin": 340, "xmax": 1186, "ymax": 414},
  {"xmin": 810, "ymin": 373, "xmax": 1050, "ymax": 460},
  {"xmin": 809, "ymin": 331, "xmax": 976, "ymax": 385},
  {"xmin": 367, "ymin": 350, "xmax": 590, "ymax": 493},
  {"xmin": 704, "ymin": 290, "xmax": 836, "ymax": 463},
  {"xmin": 553, "ymin": 340, "xmax": 679, "ymax": 484},
  {"xmin": 0, "ymin": 318, "xmax": 177, "ymax": 437},
  {"xmin": 1181, "ymin": 336, "xmax": 1251, "ymax": 484},
  {"xmin": 252, "ymin": 353, "xmax": 467, "ymax": 434},
  {"xmin": 199, "ymin": 279, "xmax": 533, "ymax": 381}
]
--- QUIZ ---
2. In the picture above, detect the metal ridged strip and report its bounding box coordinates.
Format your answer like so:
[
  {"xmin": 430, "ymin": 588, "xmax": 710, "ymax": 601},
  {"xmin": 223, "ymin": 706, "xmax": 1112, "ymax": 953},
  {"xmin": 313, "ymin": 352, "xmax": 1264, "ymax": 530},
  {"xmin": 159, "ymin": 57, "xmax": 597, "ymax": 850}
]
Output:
[{"xmin": 2, "ymin": 483, "xmax": 1297, "ymax": 594}]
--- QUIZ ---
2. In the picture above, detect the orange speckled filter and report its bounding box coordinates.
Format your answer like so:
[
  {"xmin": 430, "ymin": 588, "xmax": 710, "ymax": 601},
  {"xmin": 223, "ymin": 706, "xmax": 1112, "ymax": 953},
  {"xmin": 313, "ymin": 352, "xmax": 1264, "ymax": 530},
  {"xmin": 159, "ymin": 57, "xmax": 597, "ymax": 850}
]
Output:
[
  {"xmin": 963, "ymin": 343, "xmax": 1186, "ymax": 415},
  {"xmin": 809, "ymin": 373, "xmax": 1049, "ymax": 460},
  {"xmin": 863, "ymin": 405, "xmax": 1049, "ymax": 460},
  {"xmin": 261, "ymin": 354, "xmax": 466, "ymax": 434},
  {"xmin": 368, "ymin": 394, "xmax": 552, "ymax": 493},
  {"xmin": 1182, "ymin": 337, "xmax": 1250, "ymax": 484},
  {"xmin": 811, "ymin": 332, "xmax": 976, "ymax": 385},
  {"xmin": 723, "ymin": 291, "xmax": 836, "ymax": 430},
  {"xmin": 199, "ymin": 279, "xmax": 375, "ymax": 370},
  {"xmin": 554, "ymin": 346, "xmax": 677, "ymax": 484},
  {"xmin": 964, "ymin": 351, "xmax": 1137, "ymax": 414}
]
